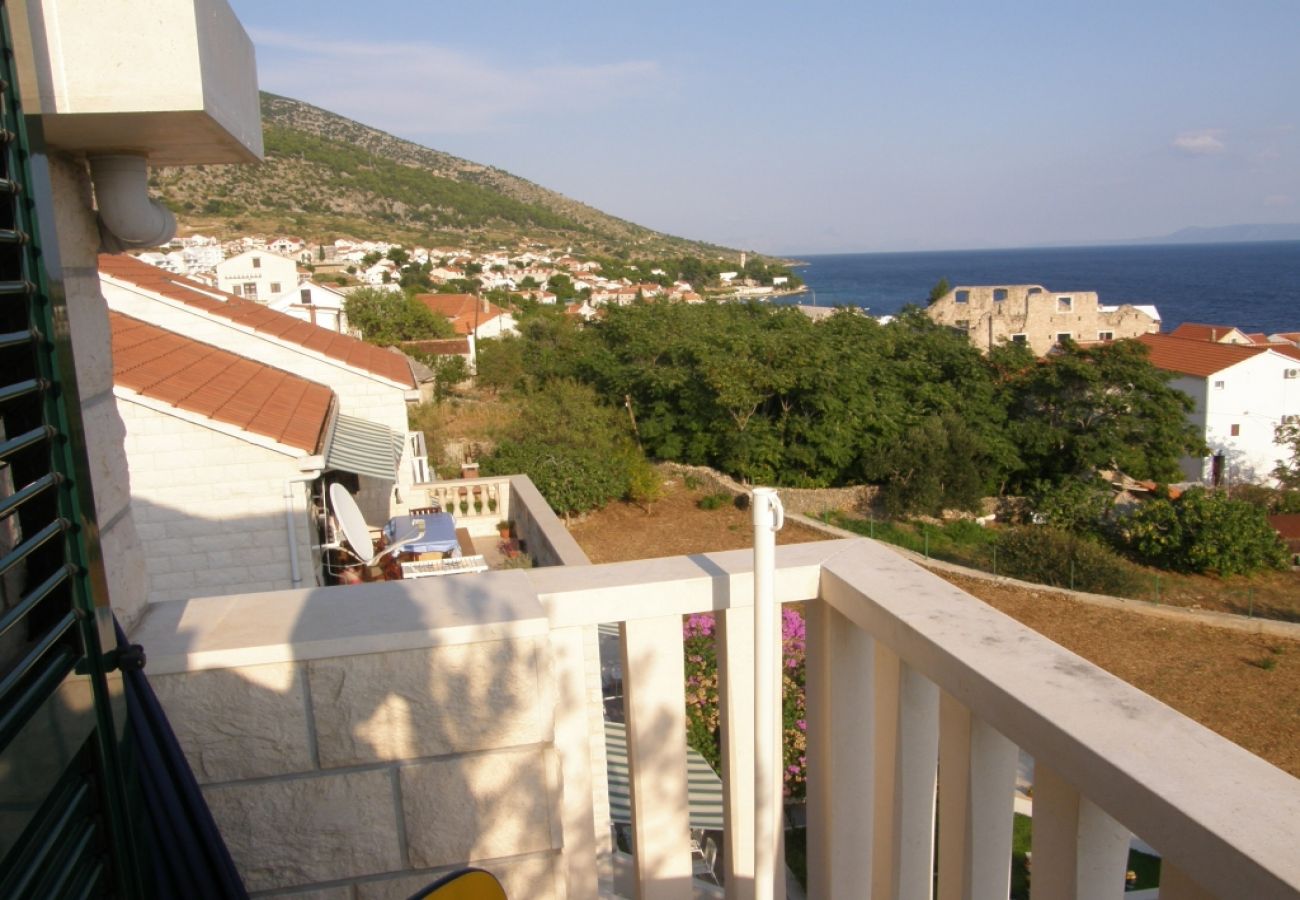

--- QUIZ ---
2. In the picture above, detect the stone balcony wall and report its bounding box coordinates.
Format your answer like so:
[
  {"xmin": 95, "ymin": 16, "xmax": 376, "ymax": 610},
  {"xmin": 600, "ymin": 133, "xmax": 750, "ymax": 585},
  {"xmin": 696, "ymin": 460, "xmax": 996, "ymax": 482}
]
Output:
[{"xmin": 140, "ymin": 576, "xmax": 567, "ymax": 899}]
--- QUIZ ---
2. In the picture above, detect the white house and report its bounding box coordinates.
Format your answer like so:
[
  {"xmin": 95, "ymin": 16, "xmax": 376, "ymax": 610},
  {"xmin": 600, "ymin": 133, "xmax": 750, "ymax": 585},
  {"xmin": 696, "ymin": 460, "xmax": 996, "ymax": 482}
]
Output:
[
  {"xmin": 215, "ymin": 247, "xmax": 299, "ymax": 302},
  {"xmin": 100, "ymin": 254, "xmax": 424, "ymax": 525},
  {"xmin": 268, "ymin": 278, "xmax": 351, "ymax": 334},
  {"xmin": 1139, "ymin": 333, "xmax": 1300, "ymax": 486},
  {"xmin": 415, "ymin": 293, "xmax": 519, "ymax": 340},
  {"xmin": 111, "ymin": 311, "xmax": 330, "ymax": 603}
]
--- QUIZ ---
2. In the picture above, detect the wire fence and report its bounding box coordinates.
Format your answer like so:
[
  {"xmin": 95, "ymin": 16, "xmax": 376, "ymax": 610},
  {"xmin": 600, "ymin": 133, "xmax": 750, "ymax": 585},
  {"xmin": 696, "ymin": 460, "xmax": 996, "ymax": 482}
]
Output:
[{"xmin": 822, "ymin": 512, "xmax": 1297, "ymax": 625}]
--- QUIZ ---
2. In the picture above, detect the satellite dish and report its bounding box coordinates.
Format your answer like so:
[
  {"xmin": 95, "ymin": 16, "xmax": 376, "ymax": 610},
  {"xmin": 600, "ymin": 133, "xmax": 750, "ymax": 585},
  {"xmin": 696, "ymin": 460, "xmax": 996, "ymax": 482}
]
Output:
[{"xmin": 330, "ymin": 483, "xmax": 374, "ymax": 561}]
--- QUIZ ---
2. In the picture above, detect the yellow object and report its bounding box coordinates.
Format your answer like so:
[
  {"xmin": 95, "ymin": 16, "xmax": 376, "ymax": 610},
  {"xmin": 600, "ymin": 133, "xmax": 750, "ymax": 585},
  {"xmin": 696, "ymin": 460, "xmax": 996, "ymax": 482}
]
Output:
[{"xmin": 407, "ymin": 868, "xmax": 507, "ymax": 900}]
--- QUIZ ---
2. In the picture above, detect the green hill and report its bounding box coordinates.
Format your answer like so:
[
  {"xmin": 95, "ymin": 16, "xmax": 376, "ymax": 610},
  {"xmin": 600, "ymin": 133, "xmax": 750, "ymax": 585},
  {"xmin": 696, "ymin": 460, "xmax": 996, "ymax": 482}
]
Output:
[{"xmin": 153, "ymin": 92, "xmax": 737, "ymax": 258}]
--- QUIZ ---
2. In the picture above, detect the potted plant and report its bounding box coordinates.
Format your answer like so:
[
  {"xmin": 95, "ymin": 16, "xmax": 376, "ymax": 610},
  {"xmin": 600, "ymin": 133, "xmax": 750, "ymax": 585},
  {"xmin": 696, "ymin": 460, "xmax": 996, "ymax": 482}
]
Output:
[{"xmin": 497, "ymin": 520, "xmax": 512, "ymax": 540}]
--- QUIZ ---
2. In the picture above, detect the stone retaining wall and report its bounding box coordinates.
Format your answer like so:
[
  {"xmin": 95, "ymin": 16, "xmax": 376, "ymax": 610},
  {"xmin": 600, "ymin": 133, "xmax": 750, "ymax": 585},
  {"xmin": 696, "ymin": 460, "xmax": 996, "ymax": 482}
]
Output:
[{"xmin": 658, "ymin": 461, "xmax": 878, "ymax": 516}]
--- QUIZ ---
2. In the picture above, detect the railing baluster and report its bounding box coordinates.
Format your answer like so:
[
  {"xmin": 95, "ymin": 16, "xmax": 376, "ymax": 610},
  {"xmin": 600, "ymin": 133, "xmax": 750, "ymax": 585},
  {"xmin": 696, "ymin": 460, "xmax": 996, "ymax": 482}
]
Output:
[
  {"xmin": 937, "ymin": 691, "xmax": 1017, "ymax": 900},
  {"xmin": 621, "ymin": 614, "xmax": 694, "ymax": 899},
  {"xmin": 549, "ymin": 625, "xmax": 600, "ymax": 900},
  {"xmin": 718, "ymin": 604, "xmax": 756, "ymax": 899},
  {"xmin": 873, "ymin": 649, "xmax": 940, "ymax": 900},
  {"xmin": 1032, "ymin": 762, "xmax": 1130, "ymax": 900},
  {"xmin": 806, "ymin": 599, "xmax": 875, "ymax": 899}
]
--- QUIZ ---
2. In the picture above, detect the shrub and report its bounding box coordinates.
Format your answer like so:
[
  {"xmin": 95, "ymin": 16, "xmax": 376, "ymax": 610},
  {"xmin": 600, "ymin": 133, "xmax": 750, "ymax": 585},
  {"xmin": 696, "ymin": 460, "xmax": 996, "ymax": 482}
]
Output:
[
  {"xmin": 1028, "ymin": 477, "xmax": 1113, "ymax": 534},
  {"xmin": 996, "ymin": 527, "xmax": 1145, "ymax": 597},
  {"xmin": 624, "ymin": 456, "xmax": 663, "ymax": 511},
  {"xmin": 480, "ymin": 380, "xmax": 651, "ymax": 519},
  {"xmin": 1120, "ymin": 489, "xmax": 1288, "ymax": 576},
  {"xmin": 683, "ymin": 609, "xmax": 808, "ymax": 799}
]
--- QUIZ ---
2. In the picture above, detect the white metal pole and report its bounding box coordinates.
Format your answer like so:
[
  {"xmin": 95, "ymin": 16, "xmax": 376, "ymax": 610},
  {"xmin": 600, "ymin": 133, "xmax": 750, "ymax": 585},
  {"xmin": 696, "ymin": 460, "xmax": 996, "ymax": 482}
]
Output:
[{"xmin": 752, "ymin": 487, "xmax": 784, "ymax": 900}]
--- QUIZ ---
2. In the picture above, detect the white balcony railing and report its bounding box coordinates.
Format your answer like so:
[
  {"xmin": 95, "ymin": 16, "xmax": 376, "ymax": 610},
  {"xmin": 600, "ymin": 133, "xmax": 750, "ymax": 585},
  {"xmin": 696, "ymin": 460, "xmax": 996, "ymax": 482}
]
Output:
[
  {"xmin": 529, "ymin": 539, "xmax": 1300, "ymax": 900},
  {"xmin": 136, "ymin": 519, "xmax": 1300, "ymax": 898}
]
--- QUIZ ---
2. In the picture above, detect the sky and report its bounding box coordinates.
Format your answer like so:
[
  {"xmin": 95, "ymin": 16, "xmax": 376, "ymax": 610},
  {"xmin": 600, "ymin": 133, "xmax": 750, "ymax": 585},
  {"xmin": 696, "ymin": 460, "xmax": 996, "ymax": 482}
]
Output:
[{"xmin": 227, "ymin": 0, "xmax": 1300, "ymax": 255}]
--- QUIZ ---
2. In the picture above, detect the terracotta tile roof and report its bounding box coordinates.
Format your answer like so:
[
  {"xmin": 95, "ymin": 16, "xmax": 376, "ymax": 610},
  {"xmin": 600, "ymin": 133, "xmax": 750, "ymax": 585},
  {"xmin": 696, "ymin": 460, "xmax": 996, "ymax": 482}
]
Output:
[
  {"xmin": 413, "ymin": 293, "xmax": 505, "ymax": 335},
  {"xmin": 399, "ymin": 338, "xmax": 472, "ymax": 355},
  {"xmin": 111, "ymin": 312, "xmax": 334, "ymax": 453},
  {"xmin": 1169, "ymin": 323, "xmax": 1249, "ymax": 343},
  {"xmin": 100, "ymin": 254, "xmax": 415, "ymax": 388},
  {"xmin": 1136, "ymin": 333, "xmax": 1267, "ymax": 377}
]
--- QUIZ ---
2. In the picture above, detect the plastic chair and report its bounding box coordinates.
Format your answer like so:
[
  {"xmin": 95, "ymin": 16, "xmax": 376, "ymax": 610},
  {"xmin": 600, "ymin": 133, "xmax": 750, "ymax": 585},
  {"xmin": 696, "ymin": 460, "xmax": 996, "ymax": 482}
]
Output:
[{"xmin": 405, "ymin": 867, "xmax": 507, "ymax": 899}]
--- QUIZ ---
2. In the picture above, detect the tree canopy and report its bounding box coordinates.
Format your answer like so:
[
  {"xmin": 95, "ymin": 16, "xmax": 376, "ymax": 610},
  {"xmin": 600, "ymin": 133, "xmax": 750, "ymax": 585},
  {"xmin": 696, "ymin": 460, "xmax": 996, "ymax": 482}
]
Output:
[
  {"xmin": 487, "ymin": 301, "xmax": 1203, "ymax": 515},
  {"xmin": 343, "ymin": 287, "xmax": 453, "ymax": 344}
]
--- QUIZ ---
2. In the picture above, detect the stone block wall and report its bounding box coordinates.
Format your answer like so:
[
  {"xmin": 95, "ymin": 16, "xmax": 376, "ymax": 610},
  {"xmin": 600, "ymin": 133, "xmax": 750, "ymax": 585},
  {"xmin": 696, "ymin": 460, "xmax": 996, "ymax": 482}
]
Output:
[
  {"xmin": 118, "ymin": 400, "xmax": 314, "ymax": 603},
  {"xmin": 149, "ymin": 635, "xmax": 566, "ymax": 898}
]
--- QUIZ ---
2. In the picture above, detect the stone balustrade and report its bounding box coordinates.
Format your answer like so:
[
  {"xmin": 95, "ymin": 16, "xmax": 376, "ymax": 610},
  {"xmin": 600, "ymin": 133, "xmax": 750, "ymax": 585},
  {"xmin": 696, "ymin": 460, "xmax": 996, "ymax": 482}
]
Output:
[{"xmin": 131, "ymin": 536, "xmax": 1300, "ymax": 898}]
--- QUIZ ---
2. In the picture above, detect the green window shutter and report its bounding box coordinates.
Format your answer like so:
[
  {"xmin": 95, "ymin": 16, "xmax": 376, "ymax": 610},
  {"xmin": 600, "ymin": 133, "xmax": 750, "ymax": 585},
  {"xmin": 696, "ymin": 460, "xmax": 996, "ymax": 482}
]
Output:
[{"xmin": 0, "ymin": 2, "xmax": 149, "ymax": 896}]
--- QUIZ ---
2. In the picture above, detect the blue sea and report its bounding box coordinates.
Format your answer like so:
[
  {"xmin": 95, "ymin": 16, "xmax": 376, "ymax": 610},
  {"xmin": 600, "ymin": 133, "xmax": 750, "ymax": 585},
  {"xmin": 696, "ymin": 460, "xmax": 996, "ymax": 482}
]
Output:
[{"xmin": 780, "ymin": 242, "xmax": 1300, "ymax": 334}]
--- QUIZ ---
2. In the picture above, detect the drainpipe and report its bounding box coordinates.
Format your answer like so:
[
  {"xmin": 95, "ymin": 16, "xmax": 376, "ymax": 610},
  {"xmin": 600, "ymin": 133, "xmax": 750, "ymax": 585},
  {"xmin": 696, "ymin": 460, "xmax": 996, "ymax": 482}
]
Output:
[
  {"xmin": 284, "ymin": 474, "xmax": 321, "ymax": 587},
  {"xmin": 752, "ymin": 487, "xmax": 785, "ymax": 900},
  {"xmin": 88, "ymin": 154, "xmax": 177, "ymax": 251}
]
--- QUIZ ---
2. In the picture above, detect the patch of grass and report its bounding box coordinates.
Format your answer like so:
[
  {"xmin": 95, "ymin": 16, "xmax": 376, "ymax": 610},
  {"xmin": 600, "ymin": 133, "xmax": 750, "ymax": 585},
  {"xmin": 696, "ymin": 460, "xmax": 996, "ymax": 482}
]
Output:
[
  {"xmin": 829, "ymin": 512, "xmax": 995, "ymax": 568},
  {"xmin": 697, "ymin": 491, "xmax": 733, "ymax": 511}
]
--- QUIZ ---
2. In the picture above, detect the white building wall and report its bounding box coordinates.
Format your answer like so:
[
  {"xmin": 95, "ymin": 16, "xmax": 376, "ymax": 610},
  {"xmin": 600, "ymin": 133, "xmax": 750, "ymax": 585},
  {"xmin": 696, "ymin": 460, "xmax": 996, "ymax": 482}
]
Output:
[
  {"xmin": 216, "ymin": 249, "xmax": 298, "ymax": 302},
  {"xmin": 118, "ymin": 400, "xmax": 315, "ymax": 604},
  {"xmin": 1177, "ymin": 353, "xmax": 1300, "ymax": 486},
  {"xmin": 100, "ymin": 280, "xmax": 416, "ymax": 519},
  {"xmin": 45, "ymin": 159, "xmax": 153, "ymax": 630}
]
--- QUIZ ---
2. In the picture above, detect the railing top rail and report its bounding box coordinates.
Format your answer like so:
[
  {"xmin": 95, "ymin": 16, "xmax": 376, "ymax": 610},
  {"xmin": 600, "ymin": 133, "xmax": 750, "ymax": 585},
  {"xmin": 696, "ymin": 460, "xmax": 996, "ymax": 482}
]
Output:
[
  {"xmin": 527, "ymin": 539, "xmax": 849, "ymax": 629},
  {"xmin": 818, "ymin": 540, "xmax": 1300, "ymax": 898}
]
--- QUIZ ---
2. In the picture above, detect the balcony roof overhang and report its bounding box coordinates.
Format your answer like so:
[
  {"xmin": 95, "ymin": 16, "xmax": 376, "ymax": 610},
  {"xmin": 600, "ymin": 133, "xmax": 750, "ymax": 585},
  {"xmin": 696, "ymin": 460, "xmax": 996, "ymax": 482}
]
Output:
[{"xmin": 9, "ymin": 0, "xmax": 262, "ymax": 165}]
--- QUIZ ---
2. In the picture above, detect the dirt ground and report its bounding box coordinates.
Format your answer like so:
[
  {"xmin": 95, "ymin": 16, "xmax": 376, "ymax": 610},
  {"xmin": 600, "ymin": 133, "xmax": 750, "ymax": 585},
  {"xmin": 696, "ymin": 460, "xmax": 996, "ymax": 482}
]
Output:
[{"xmin": 569, "ymin": 477, "xmax": 1300, "ymax": 778}]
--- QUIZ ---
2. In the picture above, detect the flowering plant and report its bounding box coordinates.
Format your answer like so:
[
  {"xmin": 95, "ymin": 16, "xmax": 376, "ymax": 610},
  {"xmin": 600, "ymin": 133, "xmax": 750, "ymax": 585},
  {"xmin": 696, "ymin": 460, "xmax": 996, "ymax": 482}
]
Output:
[{"xmin": 682, "ymin": 607, "xmax": 807, "ymax": 799}]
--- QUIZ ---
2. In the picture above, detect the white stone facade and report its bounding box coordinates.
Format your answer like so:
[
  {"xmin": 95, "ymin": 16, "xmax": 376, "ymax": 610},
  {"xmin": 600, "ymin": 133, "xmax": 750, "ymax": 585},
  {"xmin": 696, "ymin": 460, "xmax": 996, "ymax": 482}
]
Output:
[
  {"xmin": 926, "ymin": 284, "xmax": 1160, "ymax": 355},
  {"xmin": 117, "ymin": 399, "xmax": 315, "ymax": 604}
]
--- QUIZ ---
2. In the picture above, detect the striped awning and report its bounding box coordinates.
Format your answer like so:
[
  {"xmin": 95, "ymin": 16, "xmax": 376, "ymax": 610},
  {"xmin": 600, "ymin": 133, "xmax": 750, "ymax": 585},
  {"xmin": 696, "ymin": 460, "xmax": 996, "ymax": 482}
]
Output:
[
  {"xmin": 324, "ymin": 414, "xmax": 405, "ymax": 481},
  {"xmin": 605, "ymin": 720, "xmax": 725, "ymax": 830}
]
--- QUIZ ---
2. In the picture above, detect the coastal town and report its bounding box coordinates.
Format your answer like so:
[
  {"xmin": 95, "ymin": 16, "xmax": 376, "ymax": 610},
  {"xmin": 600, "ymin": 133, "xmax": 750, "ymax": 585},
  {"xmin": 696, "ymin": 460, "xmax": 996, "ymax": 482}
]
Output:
[{"xmin": 3, "ymin": 3, "xmax": 1299, "ymax": 900}]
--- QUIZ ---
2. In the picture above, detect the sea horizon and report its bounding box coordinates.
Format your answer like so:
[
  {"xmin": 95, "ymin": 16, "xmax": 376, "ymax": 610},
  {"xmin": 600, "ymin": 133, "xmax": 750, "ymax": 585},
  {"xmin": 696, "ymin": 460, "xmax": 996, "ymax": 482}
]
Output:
[{"xmin": 776, "ymin": 240, "xmax": 1300, "ymax": 335}]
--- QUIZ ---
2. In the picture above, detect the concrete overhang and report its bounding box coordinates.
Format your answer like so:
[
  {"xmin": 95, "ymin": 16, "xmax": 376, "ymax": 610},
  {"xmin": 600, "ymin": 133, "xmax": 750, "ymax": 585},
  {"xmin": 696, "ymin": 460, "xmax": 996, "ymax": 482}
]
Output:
[{"xmin": 10, "ymin": 0, "xmax": 263, "ymax": 165}]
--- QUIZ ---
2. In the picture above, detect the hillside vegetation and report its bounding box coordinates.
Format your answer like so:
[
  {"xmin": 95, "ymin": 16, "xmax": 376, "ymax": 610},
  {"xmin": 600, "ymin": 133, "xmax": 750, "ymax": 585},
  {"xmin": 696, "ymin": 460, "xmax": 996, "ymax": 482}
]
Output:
[{"xmin": 153, "ymin": 93, "xmax": 736, "ymax": 258}]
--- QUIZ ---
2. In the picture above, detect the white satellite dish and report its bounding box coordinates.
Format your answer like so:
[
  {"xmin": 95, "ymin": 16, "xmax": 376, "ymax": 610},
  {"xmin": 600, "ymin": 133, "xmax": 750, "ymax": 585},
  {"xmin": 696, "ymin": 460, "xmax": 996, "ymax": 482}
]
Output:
[
  {"xmin": 328, "ymin": 483, "xmax": 425, "ymax": 566},
  {"xmin": 330, "ymin": 483, "xmax": 374, "ymax": 560}
]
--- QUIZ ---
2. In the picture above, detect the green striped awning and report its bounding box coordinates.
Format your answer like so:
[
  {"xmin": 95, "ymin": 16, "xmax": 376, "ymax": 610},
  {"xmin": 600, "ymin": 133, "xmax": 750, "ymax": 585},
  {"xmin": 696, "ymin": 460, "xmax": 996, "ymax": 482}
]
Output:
[
  {"xmin": 324, "ymin": 413, "xmax": 405, "ymax": 481},
  {"xmin": 605, "ymin": 720, "xmax": 725, "ymax": 830}
]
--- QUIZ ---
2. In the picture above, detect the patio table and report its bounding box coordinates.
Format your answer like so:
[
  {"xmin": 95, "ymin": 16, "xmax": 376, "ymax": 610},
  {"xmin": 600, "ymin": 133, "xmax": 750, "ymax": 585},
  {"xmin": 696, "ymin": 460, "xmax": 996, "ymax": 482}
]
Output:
[{"xmin": 385, "ymin": 512, "xmax": 460, "ymax": 557}]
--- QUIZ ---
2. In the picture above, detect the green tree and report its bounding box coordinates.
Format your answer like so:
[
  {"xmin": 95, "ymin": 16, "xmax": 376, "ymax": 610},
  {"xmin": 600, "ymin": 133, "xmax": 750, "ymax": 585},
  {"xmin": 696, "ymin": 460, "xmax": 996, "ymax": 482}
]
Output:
[
  {"xmin": 1003, "ymin": 339, "xmax": 1203, "ymax": 488},
  {"xmin": 927, "ymin": 277, "xmax": 951, "ymax": 305},
  {"xmin": 343, "ymin": 287, "xmax": 453, "ymax": 344},
  {"xmin": 386, "ymin": 246, "xmax": 410, "ymax": 266},
  {"xmin": 1273, "ymin": 422, "xmax": 1300, "ymax": 489}
]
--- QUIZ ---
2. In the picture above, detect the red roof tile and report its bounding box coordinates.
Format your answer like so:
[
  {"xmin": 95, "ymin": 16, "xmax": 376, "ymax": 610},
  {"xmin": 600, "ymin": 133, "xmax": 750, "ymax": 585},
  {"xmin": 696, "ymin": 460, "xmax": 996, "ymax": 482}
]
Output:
[
  {"xmin": 1136, "ymin": 333, "xmax": 1268, "ymax": 377},
  {"xmin": 413, "ymin": 293, "xmax": 506, "ymax": 335},
  {"xmin": 100, "ymin": 254, "xmax": 415, "ymax": 388},
  {"xmin": 110, "ymin": 312, "xmax": 334, "ymax": 452},
  {"xmin": 1169, "ymin": 323, "xmax": 1250, "ymax": 343}
]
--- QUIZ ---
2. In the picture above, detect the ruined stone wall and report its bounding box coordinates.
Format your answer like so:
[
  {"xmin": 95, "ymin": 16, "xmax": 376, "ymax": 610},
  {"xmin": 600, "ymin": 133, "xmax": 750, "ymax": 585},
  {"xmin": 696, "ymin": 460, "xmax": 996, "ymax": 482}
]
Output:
[
  {"xmin": 658, "ymin": 462, "xmax": 878, "ymax": 516},
  {"xmin": 926, "ymin": 284, "xmax": 1158, "ymax": 355}
]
